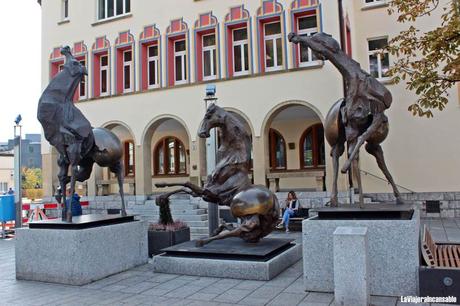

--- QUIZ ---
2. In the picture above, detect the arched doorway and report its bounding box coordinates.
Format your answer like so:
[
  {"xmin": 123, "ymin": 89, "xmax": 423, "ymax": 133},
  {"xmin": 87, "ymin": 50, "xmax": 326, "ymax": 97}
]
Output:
[
  {"xmin": 263, "ymin": 103, "xmax": 325, "ymax": 192},
  {"xmin": 142, "ymin": 117, "xmax": 191, "ymax": 193}
]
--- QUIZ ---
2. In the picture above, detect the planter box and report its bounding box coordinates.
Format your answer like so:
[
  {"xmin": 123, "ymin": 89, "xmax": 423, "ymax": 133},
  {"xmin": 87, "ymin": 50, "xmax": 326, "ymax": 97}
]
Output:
[{"xmin": 148, "ymin": 227, "xmax": 190, "ymax": 256}]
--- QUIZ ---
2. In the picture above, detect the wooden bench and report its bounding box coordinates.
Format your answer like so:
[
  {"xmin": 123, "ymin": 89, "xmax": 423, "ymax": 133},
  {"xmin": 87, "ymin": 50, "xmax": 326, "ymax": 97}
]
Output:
[
  {"xmin": 266, "ymin": 170, "xmax": 325, "ymax": 193},
  {"xmin": 422, "ymin": 225, "xmax": 460, "ymax": 268},
  {"xmin": 419, "ymin": 225, "xmax": 460, "ymax": 300}
]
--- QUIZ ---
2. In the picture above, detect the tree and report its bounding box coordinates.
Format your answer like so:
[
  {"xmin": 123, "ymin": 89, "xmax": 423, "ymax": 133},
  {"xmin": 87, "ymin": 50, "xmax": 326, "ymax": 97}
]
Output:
[
  {"xmin": 22, "ymin": 168, "xmax": 43, "ymax": 190},
  {"xmin": 386, "ymin": 0, "xmax": 460, "ymax": 117}
]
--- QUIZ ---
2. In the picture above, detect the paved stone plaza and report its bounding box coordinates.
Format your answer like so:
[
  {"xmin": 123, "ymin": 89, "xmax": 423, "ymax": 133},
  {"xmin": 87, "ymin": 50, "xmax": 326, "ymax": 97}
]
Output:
[{"xmin": 0, "ymin": 219, "xmax": 458, "ymax": 306}]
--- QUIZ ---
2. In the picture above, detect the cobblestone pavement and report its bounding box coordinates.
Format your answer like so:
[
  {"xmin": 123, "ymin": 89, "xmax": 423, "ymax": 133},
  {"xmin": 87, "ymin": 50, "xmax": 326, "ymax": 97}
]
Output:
[{"xmin": 0, "ymin": 219, "xmax": 458, "ymax": 306}]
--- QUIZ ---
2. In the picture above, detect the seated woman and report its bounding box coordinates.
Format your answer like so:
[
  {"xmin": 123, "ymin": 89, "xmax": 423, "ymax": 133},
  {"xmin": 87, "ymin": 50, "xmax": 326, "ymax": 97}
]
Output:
[{"xmin": 276, "ymin": 191, "xmax": 298, "ymax": 233}]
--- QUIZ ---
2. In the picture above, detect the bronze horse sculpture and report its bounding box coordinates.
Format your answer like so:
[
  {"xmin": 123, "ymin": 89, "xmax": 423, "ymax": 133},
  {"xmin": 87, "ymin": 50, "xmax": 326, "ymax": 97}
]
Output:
[
  {"xmin": 156, "ymin": 104, "xmax": 280, "ymax": 247},
  {"xmin": 289, "ymin": 32, "xmax": 403, "ymax": 207},
  {"xmin": 37, "ymin": 46, "xmax": 127, "ymax": 222}
]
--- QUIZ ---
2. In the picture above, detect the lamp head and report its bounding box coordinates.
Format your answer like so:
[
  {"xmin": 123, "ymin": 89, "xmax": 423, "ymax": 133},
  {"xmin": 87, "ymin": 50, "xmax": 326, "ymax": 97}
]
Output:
[
  {"xmin": 206, "ymin": 84, "xmax": 216, "ymax": 97},
  {"xmin": 14, "ymin": 114, "xmax": 22, "ymax": 126}
]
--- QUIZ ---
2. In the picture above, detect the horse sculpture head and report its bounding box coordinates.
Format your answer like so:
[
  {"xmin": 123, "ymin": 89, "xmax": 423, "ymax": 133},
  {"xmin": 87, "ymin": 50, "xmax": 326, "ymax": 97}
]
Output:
[
  {"xmin": 61, "ymin": 46, "xmax": 88, "ymax": 78},
  {"xmin": 198, "ymin": 103, "xmax": 227, "ymax": 138}
]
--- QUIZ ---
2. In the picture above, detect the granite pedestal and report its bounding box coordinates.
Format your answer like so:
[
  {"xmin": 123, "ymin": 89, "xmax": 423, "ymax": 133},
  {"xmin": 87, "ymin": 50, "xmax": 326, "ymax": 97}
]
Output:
[
  {"xmin": 153, "ymin": 237, "xmax": 302, "ymax": 280},
  {"xmin": 16, "ymin": 215, "xmax": 148, "ymax": 285},
  {"xmin": 333, "ymin": 227, "xmax": 369, "ymax": 306},
  {"xmin": 303, "ymin": 205, "xmax": 420, "ymax": 296}
]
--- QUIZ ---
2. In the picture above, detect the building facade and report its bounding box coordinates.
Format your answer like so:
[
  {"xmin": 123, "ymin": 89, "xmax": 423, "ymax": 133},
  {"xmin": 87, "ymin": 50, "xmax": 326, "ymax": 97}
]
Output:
[
  {"xmin": 39, "ymin": 0, "xmax": 460, "ymax": 203},
  {"xmin": 6, "ymin": 134, "xmax": 42, "ymax": 169},
  {"xmin": 0, "ymin": 152, "xmax": 14, "ymax": 194}
]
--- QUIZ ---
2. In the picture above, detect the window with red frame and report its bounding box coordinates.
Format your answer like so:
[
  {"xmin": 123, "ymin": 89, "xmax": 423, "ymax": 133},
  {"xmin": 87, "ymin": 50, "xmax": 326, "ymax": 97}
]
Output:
[
  {"xmin": 202, "ymin": 34, "xmax": 217, "ymax": 81},
  {"xmin": 124, "ymin": 140, "xmax": 135, "ymax": 177},
  {"xmin": 122, "ymin": 50, "xmax": 133, "ymax": 93},
  {"xmin": 78, "ymin": 59, "xmax": 87, "ymax": 100},
  {"xmin": 154, "ymin": 137, "xmax": 187, "ymax": 175},
  {"xmin": 300, "ymin": 124, "xmax": 325, "ymax": 168},
  {"xmin": 297, "ymin": 14, "xmax": 319, "ymax": 66},
  {"xmin": 147, "ymin": 44, "xmax": 159, "ymax": 88},
  {"xmin": 232, "ymin": 27, "xmax": 249, "ymax": 76},
  {"xmin": 264, "ymin": 21, "xmax": 283, "ymax": 72},
  {"xmin": 269, "ymin": 129, "xmax": 286, "ymax": 170},
  {"xmin": 174, "ymin": 40, "xmax": 187, "ymax": 85}
]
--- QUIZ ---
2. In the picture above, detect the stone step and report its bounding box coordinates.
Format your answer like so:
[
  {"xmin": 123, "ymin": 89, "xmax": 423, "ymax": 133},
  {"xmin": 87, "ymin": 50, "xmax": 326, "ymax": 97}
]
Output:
[
  {"xmin": 191, "ymin": 234, "xmax": 208, "ymax": 240},
  {"xmin": 151, "ymin": 208, "xmax": 206, "ymax": 215},
  {"xmin": 190, "ymin": 227, "xmax": 210, "ymax": 234},
  {"xmin": 185, "ymin": 220, "xmax": 209, "ymax": 227},
  {"xmin": 145, "ymin": 199, "xmax": 192, "ymax": 206},
  {"xmin": 150, "ymin": 214, "xmax": 208, "ymax": 222},
  {"xmin": 145, "ymin": 203, "xmax": 199, "ymax": 210}
]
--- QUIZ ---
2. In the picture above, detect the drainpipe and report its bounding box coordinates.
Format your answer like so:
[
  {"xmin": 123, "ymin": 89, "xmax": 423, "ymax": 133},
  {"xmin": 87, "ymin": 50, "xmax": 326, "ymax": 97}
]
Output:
[{"xmin": 337, "ymin": 0, "xmax": 354, "ymax": 203}]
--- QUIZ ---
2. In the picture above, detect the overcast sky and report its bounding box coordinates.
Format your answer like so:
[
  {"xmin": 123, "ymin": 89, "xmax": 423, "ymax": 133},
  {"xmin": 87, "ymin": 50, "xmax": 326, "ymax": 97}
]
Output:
[{"xmin": 0, "ymin": 1, "xmax": 42, "ymax": 142}]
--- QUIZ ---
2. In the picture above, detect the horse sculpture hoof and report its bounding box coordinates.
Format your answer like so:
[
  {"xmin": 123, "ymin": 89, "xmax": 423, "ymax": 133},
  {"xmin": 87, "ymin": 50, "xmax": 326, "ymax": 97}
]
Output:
[
  {"xmin": 195, "ymin": 240, "xmax": 205, "ymax": 247},
  {"xmin": 396, "ymin": 197, "xmax": 405, "ymax": 205}
]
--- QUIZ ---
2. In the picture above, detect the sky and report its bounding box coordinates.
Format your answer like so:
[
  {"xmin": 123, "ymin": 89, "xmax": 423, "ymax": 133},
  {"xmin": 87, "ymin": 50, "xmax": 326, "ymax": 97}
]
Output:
[{"xmin": 0, "ymin": 1, "xmax": 42, "ymax": 142}]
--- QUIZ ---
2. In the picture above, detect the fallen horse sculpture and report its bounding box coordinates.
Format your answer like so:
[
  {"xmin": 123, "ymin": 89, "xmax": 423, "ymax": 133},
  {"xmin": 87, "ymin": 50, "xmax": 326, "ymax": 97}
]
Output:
[
  {"xmin": 156, "ymin": 104, "xmax": 280, "ymax": 247},
  {"xmin": 37, "ymin": 46, "xmax": 127, "ymax": 222},
  {"xmin": 289, "ymin": 32, "xmax": 403, "ymax": 207}
]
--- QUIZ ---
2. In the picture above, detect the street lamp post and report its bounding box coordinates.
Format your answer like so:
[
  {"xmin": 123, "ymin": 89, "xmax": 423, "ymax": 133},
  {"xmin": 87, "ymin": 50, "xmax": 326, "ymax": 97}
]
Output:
[
  {"xmin": 204, "ymin": 85, "xmax": 219, "ymax": 235},
  {"xmin": 13, "ymin": 115, "xmax": 23, "ymax": 228}
]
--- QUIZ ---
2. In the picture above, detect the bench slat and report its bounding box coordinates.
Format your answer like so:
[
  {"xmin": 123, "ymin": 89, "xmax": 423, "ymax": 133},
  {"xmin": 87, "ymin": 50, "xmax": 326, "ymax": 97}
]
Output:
[
  {"xmin": 437, "ymin": 247, "xmax": 444, "ymax": 267},
  {"xmin": 447, "ymin": 246, "xmax": 455, "ymax": 267},
  {"xmin": 453, "ymin": 246, "xmax": 460, "ymax": 268}
]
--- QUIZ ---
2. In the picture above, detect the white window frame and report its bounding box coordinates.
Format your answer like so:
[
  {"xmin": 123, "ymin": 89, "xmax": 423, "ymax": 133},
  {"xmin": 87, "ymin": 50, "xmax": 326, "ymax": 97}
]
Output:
[
  {"xmin": 297, "ymin": 16, "xmax": 320, "ymax": 67},
  {"xmin": 202, "ymin": 34, "xmax": 217, "ymax": 81},
  {"xmin": 363, "ymin": 0, "xmax": 387, "ymax": 8},
  {"xmin": 147, "ymin": 45, "xmax": 159, "ymax": 89},
  {"xmin": 123, "ymin": 49, "xmax": 133, "ymax": 93},
  {"xmin": 264, "ymin": 21, "xmax": 283, "ymax": 72},
  {"xmin": 58, "ymin": 63, "xmax": 64, "ymax": 72},
  {"xmin": 97, "ymin": 0, "xmax": 130, "ymax": 21},
  {"xmin": 367, "ymin": 37, "xmax": 390, "ymax": 80},
  {"xmin": 100, "ymin": 54, "xmax": 109, "ymax": 96},
  {"xmin": 174, "ymin": 39, "xmax": 187, "ymax": 85},
  {"xmin": 232, "ymin": 27, "xmax": 249, "ymax": 77},
  {"xmin": 78, "ymin": 59, "xmax": 87, "ymax": 100},
  {"xmin": 61, "ymin": 0, "xmax": 69, "ymax": 21}
]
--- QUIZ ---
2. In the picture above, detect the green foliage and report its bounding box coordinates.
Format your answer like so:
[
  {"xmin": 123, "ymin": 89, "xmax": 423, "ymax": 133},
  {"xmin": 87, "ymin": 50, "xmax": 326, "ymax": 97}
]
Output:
[
  {"xmin": 387, "ymin": 0, "xmax": 460, "ymax": 117},
  {"xmin": 22, "ymin": 168, "xmax": 43, "ymax": 190}
]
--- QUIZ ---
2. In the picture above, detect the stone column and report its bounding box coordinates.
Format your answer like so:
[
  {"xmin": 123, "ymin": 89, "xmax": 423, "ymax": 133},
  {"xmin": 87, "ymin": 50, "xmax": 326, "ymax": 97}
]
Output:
[
  {"xmin": 252, "ymin": 136, "xmax": 266, "ymax": 186},
  {"xmin": 333, "ymin": 226, "xmax": 369, "ymax": 306},
  {"xmin": 135, "ymin": 144, "xmax": 151, "ymax": 197},
  {"xmin": 86, "ymin": 166, "xmax": 97, "ymax": 197},
  {"xmin": 42, "ymin": 151, "xmax": 58, "ymax": 198}
]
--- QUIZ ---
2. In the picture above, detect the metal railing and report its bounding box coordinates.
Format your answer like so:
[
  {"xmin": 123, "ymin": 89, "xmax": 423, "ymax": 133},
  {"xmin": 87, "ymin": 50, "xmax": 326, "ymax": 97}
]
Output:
[{"xmin": 360, "ymin": 169, "xmax": 416, "ymax": 194}]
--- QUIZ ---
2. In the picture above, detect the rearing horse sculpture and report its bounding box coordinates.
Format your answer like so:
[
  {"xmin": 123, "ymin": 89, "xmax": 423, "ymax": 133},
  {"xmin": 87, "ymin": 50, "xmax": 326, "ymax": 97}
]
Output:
[
  {"xmin": 156, "ymin": 104, "xmax": 280, "ymax": 247},
  {"xmin": 38, "ymin": 46, "xmax": 127, "ymax": 222},
  {"xmin": 289, "ymin": 32, "xmax": 403, "ymax": 207}
]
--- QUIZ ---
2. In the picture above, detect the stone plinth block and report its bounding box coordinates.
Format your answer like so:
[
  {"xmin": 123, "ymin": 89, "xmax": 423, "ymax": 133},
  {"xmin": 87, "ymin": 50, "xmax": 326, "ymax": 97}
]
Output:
[
  {"xmin": 153, "ymin": 242, "xmax": 302, "ymax": 280},
  {"xmin": 333, "ymin": 227, "xmax": 369, "ymax": 306},
  {"xmin": 303, "ymin": 209, "xmax": 419, "ymax": 296},
  {"xmin": 16, "ymin": 220, "xmax": 148, "ymax": 285}
]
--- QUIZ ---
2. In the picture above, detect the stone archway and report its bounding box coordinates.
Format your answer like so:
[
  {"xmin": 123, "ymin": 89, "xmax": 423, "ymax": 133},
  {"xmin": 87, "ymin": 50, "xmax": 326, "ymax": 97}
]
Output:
[
  {"xmin": 141, "ymin": 116, "xmax": 192, "ymax": 195},
  {"xmin": 261, "ymin": 101, "xmax": 326, "ymax": 192}
]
